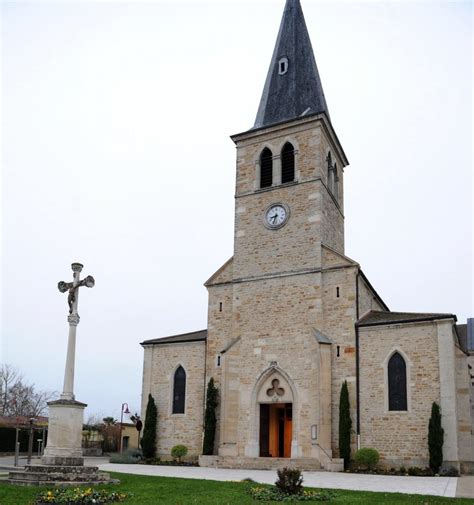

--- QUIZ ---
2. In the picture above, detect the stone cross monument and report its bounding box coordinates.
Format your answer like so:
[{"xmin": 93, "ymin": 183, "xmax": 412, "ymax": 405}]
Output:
[
  {"xmin": 9, "ymin": 263, "xmax": 115, "ymax": 484},
  {"xmin": 42, "ymin": 262, "xmax": 95, "ymax": 466}
]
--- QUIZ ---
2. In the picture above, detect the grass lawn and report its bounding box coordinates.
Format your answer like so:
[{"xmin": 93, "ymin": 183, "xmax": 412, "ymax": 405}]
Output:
[{"xmin": 0, "ymin": 472, "xmax": 471, "ymax": 505}]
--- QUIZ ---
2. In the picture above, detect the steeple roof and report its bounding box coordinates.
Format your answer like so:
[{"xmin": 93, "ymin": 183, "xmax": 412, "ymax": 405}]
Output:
[{"xmin": 254, "ymin": 0, "xmax": 330, "ymax": 129}]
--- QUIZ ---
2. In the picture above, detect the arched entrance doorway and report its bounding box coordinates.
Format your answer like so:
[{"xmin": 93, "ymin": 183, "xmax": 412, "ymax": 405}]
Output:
[
  {"xmin": 250, "ymin": 365, "xmax": 297, "ymax": 458},
  {"xmin": 259, "ymin": 400, "xmax": 292, "ymax": 457}
]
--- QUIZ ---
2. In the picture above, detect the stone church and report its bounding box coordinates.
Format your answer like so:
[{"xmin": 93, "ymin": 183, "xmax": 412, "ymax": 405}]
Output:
[{"xmin": 140, "ymin": 0, "xmax": 474, "ymax": 471}]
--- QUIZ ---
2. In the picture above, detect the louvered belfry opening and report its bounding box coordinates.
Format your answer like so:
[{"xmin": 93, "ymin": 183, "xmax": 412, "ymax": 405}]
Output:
[
  {"xmin": 333, "ymin": 163, "xmax": 338, "ymax": 199},
  {"xmin": 326, "ymin": 151, "xmax": 333, "ymax": 193},
  {"xmin": 260, "ymin": 148, "xmax": 273, "ymax": 188},
  {"xmin": 172, "ymin": 366, "xmax": 186, "ymax": 414},
  {"xmin": 388, "ymin": 352, "xmax": 407, "ymax": 411},
  {"xmin": 281, "ymin": 142, "xmax": 295, "ymax": 183}
]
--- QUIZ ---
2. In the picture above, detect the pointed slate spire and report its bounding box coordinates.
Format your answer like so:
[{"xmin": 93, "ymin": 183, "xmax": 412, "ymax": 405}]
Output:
[{"xmin": 254, "ymin": 0, "xmax": 330, "ymax": 129}]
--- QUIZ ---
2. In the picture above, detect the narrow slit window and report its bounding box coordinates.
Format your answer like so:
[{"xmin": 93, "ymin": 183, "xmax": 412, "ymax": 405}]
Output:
[
  {"xmin": 260, "ymin": 148, "xmax": 273, "ymax": 188},
  {"xmin": 336, "ymin": 345, "xmax": 340, "ymax": 357},
  {"xmin": 217, "ymin": 355, "xmax": 221, "ymax": 367},
  {"xmin": 219, "ymin": 302, "xmax": 223, "ymax": 312},
  {"xmin": 172, "ymin": 366, "xmax": 186, "ymax": 414},
  {"xmin": 281, "ymin": 142, "xmax": 295, "ymax": 184},
  {"xmin": 336, "ymin": 287, "xmax": 340, "ymax": 298}
]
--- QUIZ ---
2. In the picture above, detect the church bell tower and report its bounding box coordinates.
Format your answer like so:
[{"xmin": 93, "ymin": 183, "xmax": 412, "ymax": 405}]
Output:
[
  {"xmin": 231, "ymin": 0, "xmax": 348, "ymax": 282},
  {"xmin": 205, "ymin": 0, "xmax": 352, "ymax": 462}
]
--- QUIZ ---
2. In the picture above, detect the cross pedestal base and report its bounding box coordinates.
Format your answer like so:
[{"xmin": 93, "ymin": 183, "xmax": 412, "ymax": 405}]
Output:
[{"xmin": 41, "ymin": 399, "xmax": 86, "ymax": 467}]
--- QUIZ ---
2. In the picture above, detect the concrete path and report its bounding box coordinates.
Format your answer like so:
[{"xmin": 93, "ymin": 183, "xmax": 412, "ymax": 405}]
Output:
[
  {"xmin": 456, "ymin": 476, "xmax": 474, "ymax": 498},
  {"xmin": 98, "ymin": 463, "xmax": 459, "ymax": 498}
]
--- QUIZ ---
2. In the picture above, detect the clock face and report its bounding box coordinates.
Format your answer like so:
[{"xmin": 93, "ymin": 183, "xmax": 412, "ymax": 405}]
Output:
[{"xmin": 265, "ymin": 204, "xmax": 289, "ymax": 229}]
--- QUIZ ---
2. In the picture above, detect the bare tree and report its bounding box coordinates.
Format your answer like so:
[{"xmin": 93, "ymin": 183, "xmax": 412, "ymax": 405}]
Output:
[
  {"xmin": 0, "ymin": 364, "xmax": 21, "ymax": 415},
  {"xmin": 0, "ymin": 363, "xmax": 56, "ymax": 417}
]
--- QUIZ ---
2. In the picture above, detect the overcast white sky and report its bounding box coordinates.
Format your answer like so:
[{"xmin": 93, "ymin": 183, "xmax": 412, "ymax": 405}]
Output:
[{"xmin": 1, "ymin": 0, "xmax": 472, "ymax": 421}]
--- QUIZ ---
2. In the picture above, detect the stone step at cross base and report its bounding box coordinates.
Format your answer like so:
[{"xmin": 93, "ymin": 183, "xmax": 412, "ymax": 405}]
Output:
[
  {"xmin": 8, "ymin": 465, "xmax": 118, "ymax": 487},
  {"xmin": 199, "ymin": 455, "xmax": 321, "ymax": 471}
]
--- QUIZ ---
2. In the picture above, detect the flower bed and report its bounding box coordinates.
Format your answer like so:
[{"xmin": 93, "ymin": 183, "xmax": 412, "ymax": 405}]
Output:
[
  {"xmin": 248, "ymin": 485, "xmax": 335, "ymax": 502},
  {"xmin": 36, "ymin": 487, "xmax": 130, "ymax": 504}
]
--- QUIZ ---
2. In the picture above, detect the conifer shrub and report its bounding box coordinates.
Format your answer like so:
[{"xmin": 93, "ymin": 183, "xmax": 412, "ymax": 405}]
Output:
[
  {"xmin": 428, "ymin": 402, "xmax": 444, "ymax": 473},
  {"xmin": 202, "ymin": 377, "xmax": 219, "ymax": 455},
  {"xmin": 142, "ymin": 394, "xmax": 157, "ymax": 459},
  {"xmin": 354, "ymin": 448, "xmax": 379, "ymax": 470},
  {"xmin": 275, "ymin": 467, "xmax": 303, "ymax": 495},
  {"xmin": 338, "ymin": 380, "xmax": 351, "ymax": 470}
]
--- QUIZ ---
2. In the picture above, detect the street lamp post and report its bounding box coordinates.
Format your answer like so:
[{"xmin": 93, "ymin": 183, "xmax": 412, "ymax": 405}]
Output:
[
  {"xmin": 119, "ymin": 403, "xmax": 130, "ymax": 453},
  {"xmin": 27, "ymin": 418, "xmax": 37, "ymax": 465}
]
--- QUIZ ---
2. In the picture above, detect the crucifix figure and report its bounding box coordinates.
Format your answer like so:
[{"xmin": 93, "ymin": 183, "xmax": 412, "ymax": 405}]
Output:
[{"xmin": 58, "ymin": 263, "xmax": 95, "ymax": 400}]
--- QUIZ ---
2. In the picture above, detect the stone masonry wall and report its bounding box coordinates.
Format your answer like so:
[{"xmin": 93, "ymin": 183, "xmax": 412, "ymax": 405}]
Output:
[
  {"xmin": 229, "ymin": 273, "xmax": 322, "ymax": 457},
  {"xmin": 358, "ymin": 275, "xmax": 387, "ymax": 316},
  {"xmin": 233, "ymin": 117, "xmax": 346, "ymax": 280},
  {"xmin": 206, "ymin": 282, "xmax": 234, "ymax": 454},
  {"xmin": 359, "ymin": 322, "xmax": 440, "ymax": 467},
  {"xmin": 141, "ymin": 341, "xmax": 206, "ymax": 458},
  {"xmin": 455, "ymin": 346, "xmax": 473, "ymax": 463},
  {"xmin": 321, "ymin": 264, "xmax": 358, "ymax": 456}
]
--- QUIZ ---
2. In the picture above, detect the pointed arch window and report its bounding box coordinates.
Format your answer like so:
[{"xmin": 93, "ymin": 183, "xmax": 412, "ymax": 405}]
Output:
[
  {"xmin": 388, "ymin": 352, "xmax": 407, "ymax": 411},
  {"xmin": 326, "ymin": 152, "xmax": 334, "ymax": 193},
  {"xmin": 260, "ymin": 148, "xmax": 273, "ymax": 188},
  {"xmin": 172, "ymin": 366, "xmax": 186, "ymax": 414},
  {"xmin": 281, "ymin": 142, "xmax": 295, "ymax": 184},
  {"xmin": 333, "ymin": 163, "xmax": 339, "ymax": 200}
]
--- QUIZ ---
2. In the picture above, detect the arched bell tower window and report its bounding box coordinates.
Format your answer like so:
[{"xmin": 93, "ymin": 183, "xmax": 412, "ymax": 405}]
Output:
[
  {"xmin": 388, "ymin": 352, "xmax": 407, "ymax": 411},
  {"xmin": 281, "ymin": 142, "xmax": 295, "ymax": 184},
  {"xmin": 333, "ymin": 163, "xmax": 339, "ymax": 200},
  {"xmin": 326, "ymin": 152, "xmax": 333, "ymax": 193},
  {"xmin": 172, "ymin": 366, "xmax": 186, "ymax": 414},
  {"xmin": 260, "ymin": 148, "xmax": 273, "ymax": 188}
]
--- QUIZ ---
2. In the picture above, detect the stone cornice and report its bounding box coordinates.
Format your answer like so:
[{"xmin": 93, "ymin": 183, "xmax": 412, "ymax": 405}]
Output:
[
  {"xmin": 235, "ymin": 177, "xmax": 345, "ymax": 219},
  {"xmin": 207, "ymin": 262, "xmax": 358, "ymax": 288}
]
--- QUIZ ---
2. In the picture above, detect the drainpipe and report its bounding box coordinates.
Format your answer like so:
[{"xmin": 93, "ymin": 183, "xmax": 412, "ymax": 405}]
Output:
[
  {"xmin": 203, "ymin": 336, "xmax": 208, "ymax": 428},
  {"xmin": 355, "ymin": 270, "xmax": 361, "ymax": 450}
]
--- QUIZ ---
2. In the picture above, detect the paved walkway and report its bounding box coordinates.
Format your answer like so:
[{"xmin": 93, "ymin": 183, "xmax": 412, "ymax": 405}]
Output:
[
  {"xmin": 98, "ymin": 463, "xmax": 459, "ymax": 498},
  {"xmin": 456, "ymin": 476, "xmax": 474, "ymax": 499}
]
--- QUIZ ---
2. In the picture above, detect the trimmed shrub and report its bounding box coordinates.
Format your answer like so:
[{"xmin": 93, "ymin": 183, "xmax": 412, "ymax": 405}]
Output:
[
  {"xmin": 109, "ymin": 448, "xmax": 142, "ymax": 464},
  {"xmin": 202, "ymin": 377, "xmax": 219, "ymax": 455},
  {"xmin": 142, "ymin": 394, "xmax": 157, "ymax": 459},
  {"xmin": 428, "ymin": 402, "xmax": 444, "ymax": 473},
  {"xmin": 338, "ymin": 380, "xmax": 351, "ymax": 470},
  {"xmin": 275, "ymin": 467, "xmax": 303, "ymax": 495},
  {"xmin": 354, "ymin": 448, "xmax": 379, "ymax": 470},
  {"xmin": 440, "ymin": 466, "xmax": 459, "ymax": 477},
  {"xmin": 171, "ymin": 444, "xmax": 188, "ymax": 463}
]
